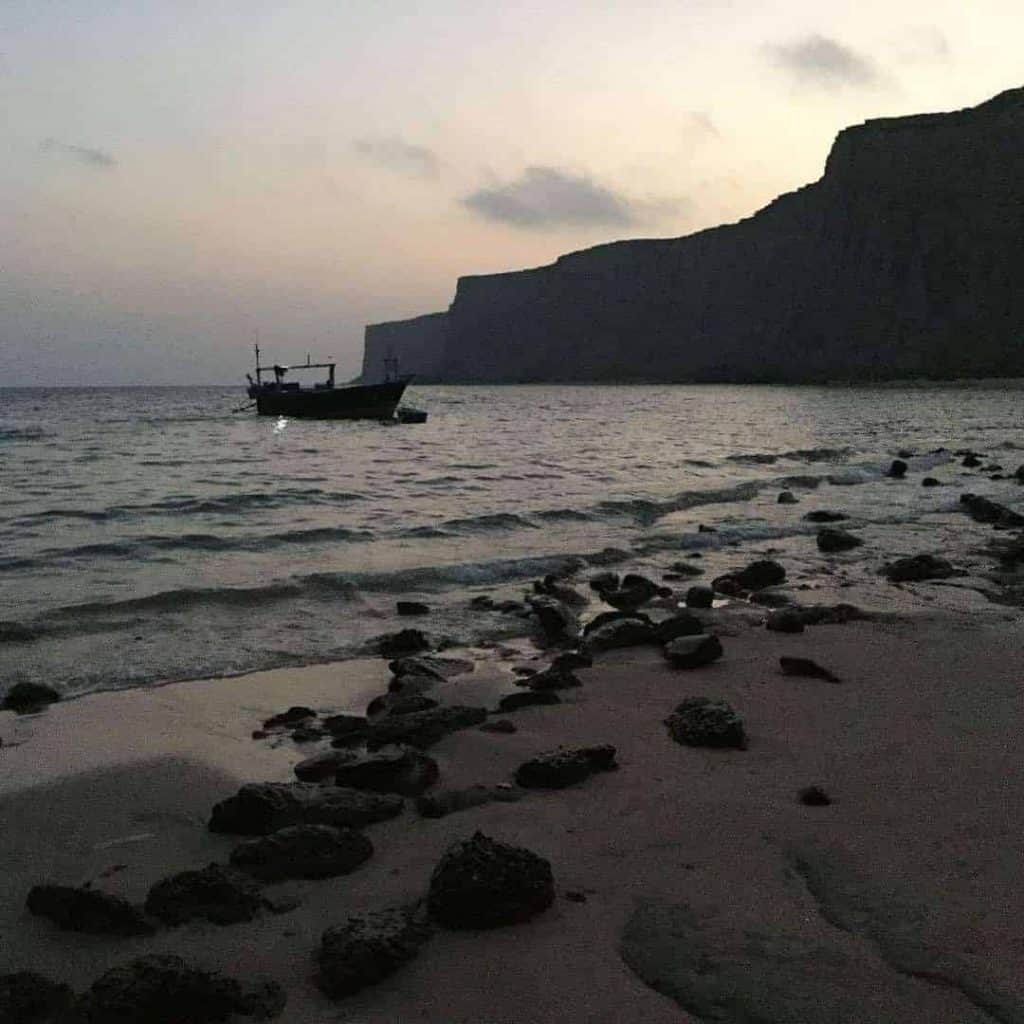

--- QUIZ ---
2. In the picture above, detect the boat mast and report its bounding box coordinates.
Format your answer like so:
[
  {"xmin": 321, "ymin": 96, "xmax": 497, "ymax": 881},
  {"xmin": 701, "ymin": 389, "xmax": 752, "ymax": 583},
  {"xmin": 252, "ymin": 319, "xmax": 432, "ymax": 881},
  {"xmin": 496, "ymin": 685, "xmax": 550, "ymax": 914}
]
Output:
[{"xmin": 254, "ymin": 342, "xmax": 263, "ymax": 385}]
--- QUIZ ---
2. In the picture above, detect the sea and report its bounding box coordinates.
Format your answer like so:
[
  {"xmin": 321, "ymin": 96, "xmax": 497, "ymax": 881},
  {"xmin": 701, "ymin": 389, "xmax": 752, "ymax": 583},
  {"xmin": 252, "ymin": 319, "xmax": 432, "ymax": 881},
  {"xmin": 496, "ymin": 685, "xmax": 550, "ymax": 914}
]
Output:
[{"xmin": 2, "ymin": 382, "xmax": 1023, "ymax": 698}]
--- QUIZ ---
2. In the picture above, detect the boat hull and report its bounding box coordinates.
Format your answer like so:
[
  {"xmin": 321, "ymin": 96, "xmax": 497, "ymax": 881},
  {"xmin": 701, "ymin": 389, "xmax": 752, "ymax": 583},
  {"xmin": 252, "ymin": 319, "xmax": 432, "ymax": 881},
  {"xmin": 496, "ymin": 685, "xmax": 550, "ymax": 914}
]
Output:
[{"xmin": 251, "ymin": 380, "xmax": 409, "ymax": 419}]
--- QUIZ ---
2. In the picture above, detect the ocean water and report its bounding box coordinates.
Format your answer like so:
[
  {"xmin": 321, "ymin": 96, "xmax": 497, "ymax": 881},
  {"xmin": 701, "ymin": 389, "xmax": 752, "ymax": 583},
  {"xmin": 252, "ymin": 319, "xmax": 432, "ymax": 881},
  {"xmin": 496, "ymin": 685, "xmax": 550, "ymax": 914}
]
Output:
[{"xmin": 1, "ymin": 382, "xmax": 1022, "ymax": 696}]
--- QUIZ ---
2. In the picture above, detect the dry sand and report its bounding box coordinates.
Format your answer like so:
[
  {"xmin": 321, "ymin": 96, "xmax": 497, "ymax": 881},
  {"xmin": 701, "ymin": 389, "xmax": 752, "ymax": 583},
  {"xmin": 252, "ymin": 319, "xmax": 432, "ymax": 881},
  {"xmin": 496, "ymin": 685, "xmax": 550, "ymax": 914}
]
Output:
[{"xmin": 2, "ymin": 590, "xmax": 1024, "ymax": 1022}]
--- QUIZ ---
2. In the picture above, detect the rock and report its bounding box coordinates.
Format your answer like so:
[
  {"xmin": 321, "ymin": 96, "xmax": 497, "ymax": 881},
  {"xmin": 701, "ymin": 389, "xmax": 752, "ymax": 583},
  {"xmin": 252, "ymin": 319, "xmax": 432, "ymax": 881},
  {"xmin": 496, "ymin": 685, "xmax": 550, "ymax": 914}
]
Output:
[
  {"xmin": 209, "ymin": 782, "xmax": 403, "ymax": 835},
  {"xmin": 2, "ymin": 682, "xmax": 60, "ymax": 713},
  {"xmin": 765, "ymin": 609, "xmax": 805, "ymax": 633},
  {"xmin": 321, "ymin": 714, "xmax": 369, "ymax": 742},
  {"xmin": 731, "ymin": 559, "xmax": 786, "ymax": 590},
  {"xmin": 777, "ymin": 490, "xmax": 799, "ymax": 504},
  {"xmin": 416, "ymin": 785, "xmax": 524, "ymax": 819},
  {"xmin": 882, "ymin": 553, "xmax": 957, "ymax": 582},
  {"xmin": 498, "ymin": 691, "xmax": 562, "ymax": 712},
  {"xmin": 585, "ymin": 618, "xmax": 657, "ymax": 650},
  {"xmin": 960, "ymin": 492, "xmax": 1024, "ymax": 527},
  {"xmin": 551, "ymin": 650, "xmax": 593, "ymax": 671},
  {"xmin": 779, "ymin": 656, "xmax": 841, "ymax": 682},
  {"xmin": 710, "ymin": 575, "xmax": 747, "ymax": 597},
  {"xmin": 525, "ymin": 595, "xmax": 580, "ymax": 645},
  {"xmin": 514, "ymin": 745, "xmax": 618, "ymax": 789},
  {"xmin": 667, "ymin": 561, "xmax": 704, "ymax": 577},
  {"xmin": 385, "ymin": 672, "xmax": 438, "ymax": 696},
  {"xmin": 290, "ymin": 725, "xmax": 322, "ymax": 743},
  {"xmin": 396, "ymin": 600, "xmax": 429, "ymax": 616},
  {"xmin": 229, "ymin": 825, "xmax": 372, "ymax": 881},
  {"xmin": 921, "ymin": 476, "xmax": 941, "ymax": 487},
  {"xmin": 663, "ymin": 634, "xmax": 723, "ymax": 669},
  {"xmin": 697, "ymin": 524, "xmax": 716, "ymax": 533},
  {"xmin": 601, "ymin": 575, "xmax": 664, "ymax": 611},
  {"xmin": 582, "ymin": 609, "xmax": 652, "ymax": 636},
  {"xmin": 427, "ymin": 832, "xmax": 555, "ymax": 929},
  {"xmin": 525, "ymin": 665, "xmax": 581, "ymax": 690},
  {"xmin": 803, "ymin": 510, "xmax": 848, "ymax": 523},
  {"xmin": 1015, "ymin": 464, "xmax": 1024, "ymax": 483},
  {"xmin": 377, "ymin": 629, "xmax": 430, "ymax": 657},
  {"xmin": 315, "ymin": 905, "xmax": 432, "ymax": 999},
  {"xmin": 816, "ymin": 527, "xmax": 863, "ymax": 552},
  {"xmin": 25, "ymin": 885, "xmax": 155, "ymax": 936},
  {"xmin": 0, "ymin": 622, "xmax": 37, "ymax": 644},
  {"xmin": 479, "ymin": 719, "xmax": 517, "ymax": 733},
  {"xmin": 962, "ymin": 453, "xmax": 982, "ymax": 467},
  {"xmin": 749, "ymin": 589, "xmax": 794, "ymax": 608},
  {"xmin": 0, "ymin": 971, "xmax": 73, "ymax": 1023},
  {"xmin": 588, "ymin": 571, "xmax": 619, "ymax": 592},
  {"xmin": 664, "ymin": 697, "xmax": 745, "ymax": 748},
  {"xmin": 684, "ymin": 585, "xmax": 714, "ymax": 609},
  {"xmin": 390, "ymin": 654, "xmax": 474, "ymax": 679},
  {"xmin": 799, "ymin": 785, "xmax": 832, "ymax": 806},
  {"xmin": 533, "ymin": 576, "xmax": 588, "ymax": 607},
  {"xmin": 653, "ymin": 614, "xmax": 704, "ymax": 643},
  {"xmin": 887, "ymin": 459, "xmax": 908, "ymax": 478},
  {"xmin": 469, "ymin": 594, "xmax": 496, "ymax": 610},
  {"xmin": 365, "ymin": 705, "xmax": 488, "ymax": 751},
  {"xmin": 795, "ymin": 603, "xmax": 868, "ymax": 625},
  {"xmin": 72, "ymin": 955, "xmax": 284, "ymax": 1023},
  {"xmin": 144, "ymin": 864, "xmax": 266, "ymax": 926},
  {"xmin": 367, "ymin": 694, "xmax": 439, "ymax": 718},
  {"xmin": 261, "ymin": 706, "xmax": 315, "ymax": 730},
  {"xmin": 333, "ymin": 747, "xmax": 439, "ymax": 797},
  {"xmin": 293, "ymin": 750, "xmax": 356, "ymax": 783}
]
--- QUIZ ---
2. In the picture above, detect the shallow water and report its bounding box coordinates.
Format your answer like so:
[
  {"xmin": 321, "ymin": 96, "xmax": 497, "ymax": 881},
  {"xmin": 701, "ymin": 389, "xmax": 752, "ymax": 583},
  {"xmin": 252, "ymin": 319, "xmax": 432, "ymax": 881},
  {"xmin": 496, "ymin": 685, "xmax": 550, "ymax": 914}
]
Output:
[{"xmin": 1, "ymin": 382, "xmax": 1022, "ymax": 695}]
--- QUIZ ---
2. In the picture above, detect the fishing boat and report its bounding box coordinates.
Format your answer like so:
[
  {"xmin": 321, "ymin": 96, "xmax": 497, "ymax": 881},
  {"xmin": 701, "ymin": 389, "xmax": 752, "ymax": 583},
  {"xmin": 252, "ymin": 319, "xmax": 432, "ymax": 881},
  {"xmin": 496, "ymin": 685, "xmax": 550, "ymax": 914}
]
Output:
[{"xmin": 246, "ymin": 346, "xmax": 412, "ymax": 420}]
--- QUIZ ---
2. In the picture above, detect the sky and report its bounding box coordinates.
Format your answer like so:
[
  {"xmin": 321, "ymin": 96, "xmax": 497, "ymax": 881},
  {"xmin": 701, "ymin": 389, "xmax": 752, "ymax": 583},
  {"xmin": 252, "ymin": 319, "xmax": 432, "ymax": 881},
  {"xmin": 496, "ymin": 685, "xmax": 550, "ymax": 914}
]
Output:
[{"xmin": 2, "ymin": 1, "xmax": 1022, "ymax": 385}]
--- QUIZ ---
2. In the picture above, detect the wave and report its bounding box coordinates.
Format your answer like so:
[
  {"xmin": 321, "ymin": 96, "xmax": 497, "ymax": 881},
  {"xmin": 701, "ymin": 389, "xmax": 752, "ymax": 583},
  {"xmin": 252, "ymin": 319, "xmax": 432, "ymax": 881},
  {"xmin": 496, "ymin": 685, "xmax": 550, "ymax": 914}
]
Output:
[
  {"xmin": 727, "ymin": 447, "xmax": 851, "ymax": 466},
  {"xmin": 0, "ymin": 426, "xmax": 50, "ymax": 442},
  {"xmin": 596, "ymin": 481, "xmax": 763, "ymax": 526},
  {"xmin": 441, "ymin": 512, "xmax": 540, "ymax": 533}
]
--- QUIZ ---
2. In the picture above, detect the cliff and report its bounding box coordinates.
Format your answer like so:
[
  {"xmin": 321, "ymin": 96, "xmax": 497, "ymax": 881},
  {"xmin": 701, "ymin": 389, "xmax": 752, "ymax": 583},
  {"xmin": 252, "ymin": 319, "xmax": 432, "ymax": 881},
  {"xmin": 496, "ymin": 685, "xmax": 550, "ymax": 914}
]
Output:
[
  {"xmin": 368, "ymin": 87, "xmax": 1024, "ymax": 383},
  {"xmin": 361, "ymin": 312, "xmax": 448, "ymax": 382}
]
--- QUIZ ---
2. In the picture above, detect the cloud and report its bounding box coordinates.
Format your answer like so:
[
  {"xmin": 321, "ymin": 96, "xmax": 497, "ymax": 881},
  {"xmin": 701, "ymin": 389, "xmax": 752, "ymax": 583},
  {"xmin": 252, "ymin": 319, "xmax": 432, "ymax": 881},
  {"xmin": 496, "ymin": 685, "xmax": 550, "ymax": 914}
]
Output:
[
  {"xmin": 352, "ymin": 136, "xmax": 439, "ymax": 178},
  {"xmin": 40, "ymin": 138, "xmax": 117, "ymax": 168},
  {"xmin": 461, "ymin": 166, "xmax": 648, "ymax": 229},
  {"xmin": 892, "ymin": 26, "xmax": 951, "ymax": 64},
  {"xmin": 765, "ymin": 34, "xmax": 878, "ymax": 88},
  {"xmin": 681, "ymin": 111, "xmax": 720, "ymax": 142}
]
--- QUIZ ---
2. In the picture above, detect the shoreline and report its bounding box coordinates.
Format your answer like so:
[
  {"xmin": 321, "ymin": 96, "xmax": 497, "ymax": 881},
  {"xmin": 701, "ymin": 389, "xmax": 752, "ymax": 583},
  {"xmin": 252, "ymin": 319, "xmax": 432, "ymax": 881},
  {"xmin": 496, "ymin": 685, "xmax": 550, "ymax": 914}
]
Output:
[{"xmin": 3, "ymin": 541, "xmax": 1024, "ymax": 1020}]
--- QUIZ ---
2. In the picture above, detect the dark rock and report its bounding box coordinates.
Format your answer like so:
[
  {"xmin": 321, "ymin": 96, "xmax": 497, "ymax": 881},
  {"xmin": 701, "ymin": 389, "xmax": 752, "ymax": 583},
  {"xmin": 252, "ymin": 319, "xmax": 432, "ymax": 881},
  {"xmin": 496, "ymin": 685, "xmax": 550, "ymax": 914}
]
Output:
[
  {"xmin": 585, "ymin": 618, "xmax": 657, "ymax": 650},
  {"xmin": 748, "ymin": 590, "xmax": 794, "ymax": 608},
  {"xmin": 653, "ymin": 614, "xmax": 704, "ymax": 643},
  {"xmin": 777, "ymin": 490, "xmax": 799, "ymax": 504},
  {"xmin": 799, "ymin": 785, "xmax": 832, "ymax": 806},
  {"xmin": 779, "ymin": 656, "xmax": 841, "ymax": 682},
  {"xmin": 498, "ymin": 691, "xmax": 562, "ymax": 712},
  {"xmin": 921, "ymin": 476, "xmax": 941, "ymax": 487},
  {"xmin": 497, "ymin": 599, "xmax": 528, "ymax": 613},
  {"xmin": 365, "ymin": 705, "xmax": 488, "ymax": 751},
  {"xmin": 290, "ymin": 725, "xmax": 323, "ymax": 744},
  {"xmin": 886, "ymin": 459, "xmax": 908, "ymax": 478},
  {"xmin": 534, "ymin": 576, "xmax": 588, "ymax": 607},
  {"xmin": 897, "ymin": 448, "xmax": 913, "ymax": 459},
  {"xmin": 697, "ymin": 524, "xmax": 716, "ymax": 533},
  {"xmin": 765, "ymin": 609, "xmax": 805, "ymax": 633},
  {"xmin": 803, "ymin": 510, "xmax": 848, "ymax": 523},
  {"xmin": 469, "ymin": 595, "xmax": 495, "ymax": 610},
  {"xmin": 427, "ymin": 832, "xmax": 555, "ymax": 929},
  {"xmin": 229, "ymin": 825, "xmax": 372, "ymax": 881},
  {"xmin": 72, "ymin": 954, "xmax": 283, "ymax": 1023},
  {"xmin": 368, "ymin": 694, "xmax": 439, "ymax": 718},
  {"xmin": 731, "ymin": 560, "xmax": 786, "ymax": 590},
  {"xmin": 2, "ymin": 683, "xmax": 60, "ymax": 713},
  {"xmin": 582, "ymin": 609, "xmax": 652, "ymax": 636},
  {"xmin": 385, "ymin": 672, "xmax": 437, "ymax": 696},
  {"xmin": 525, "ymin": 595, "xmax": 579, "ymax": 645},
  {"xmin": 144, "ymin": 864, "xmax": 265, "ymax": 926},
  {"xmin": 26, "ymin": 885, "xmax": 155, "ymax": 936},
  {"xmin": 0, "ymin": 622, "xmax": 37, "ymax": 644},
  {"xmin": 0, "ymin": 971, "xmax": 73, "ymax": 1023},
  {"xmin": 588, "ymin": 571, "xmax": 619, "ymax": 592},
  {"xmin": 960, "ymin": 492, "xmax": 1024, "ymax": 527},
  {"xmin": 1015, "ymin": 464, "xmax": 1024, "ymax": 483},
  {"xmin": 334, "ymin": 747, "xmax": 439, "ymax": 797},
  {"xmin": 684, "ymin": 585, "xmax": 714, "ymax": 609},
  {"xmin": 601, "ymin": 575, "xmax": 663, "ymax": 611},
  {"xmin": 551, "ymin": 650, "xmax": 593, "ymax": 671},
  {"xmin": 664, "ymin": 697, "xmax": 746, "ymax": 749},
  {"xmin": 795, "ymin": 603, "xmax": 868, "ymax": 625},
  {"xmin": 710, "ymin": 575, "xmax": 747, "ymax": 597},
  {"xmin": 525, "ymin": 666, "xmax": 581, "ymax": 691},
  {"xmin": 479, "ymin": 719, "xmax": 517, "ymax": 734},
  {"xmin": 322, "ymin": 713, "xmax": 369, "ymax": 741},
  {"xmin": 396, "ymin": 600, "xmax": 430, "ymax": 616},
  {"xmin": 882, "ymin": 553, "xmax": 957, "ymax": 582},
  {"xmin": 293, "ymin": 750, "xmax": 356, "ymax": 783},
  {"xmin": 816, "ymin": 527, "xmax": 864, "ymax": 553},
  {"xmin": 377, "ymin": 629, "xmax": 430, "ymax": 657},
  {"xmin": 416, "ymin": 784, "xmax": 524, "ymax": 819},
  {"xmin": 667, "ymin": 561, "xmax": 704, "ymax": 577},
  {"xmin": 514, "ymin": 745, "xmax": 618, "ymax": 789},
  {"xmin": 209, "ymin": 782, "xmax": 403, "ymax": 835},
  {"xmin": 962, "ymin": 453, "xmax": 982, "ymax": 467},
  {"xmin": 261, "ymin": 706, "xmax": 315, "ymax": 730},
  {"xmin": 315, "ymin": 905, "xmax": 432, "ymax": 999},
  {"xmin": 663, "ymin": 634, "xmax": 723, "ymax": 669}
]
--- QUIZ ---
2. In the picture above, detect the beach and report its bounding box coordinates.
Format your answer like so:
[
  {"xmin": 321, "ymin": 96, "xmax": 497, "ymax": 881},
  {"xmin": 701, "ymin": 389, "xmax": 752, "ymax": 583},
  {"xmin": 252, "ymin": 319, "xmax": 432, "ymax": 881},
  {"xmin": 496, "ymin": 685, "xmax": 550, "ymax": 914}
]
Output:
[{"xmin": 4, "ymin": 528, "xmax": 1024, "ymax": 1022}]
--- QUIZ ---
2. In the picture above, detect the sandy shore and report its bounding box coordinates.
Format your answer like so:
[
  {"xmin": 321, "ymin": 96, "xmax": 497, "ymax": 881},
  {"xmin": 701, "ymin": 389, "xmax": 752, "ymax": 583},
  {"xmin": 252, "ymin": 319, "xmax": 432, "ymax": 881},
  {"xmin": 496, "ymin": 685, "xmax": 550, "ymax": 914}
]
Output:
[{"xmin": 3, "ymin": 573, "xmax": 1024, "ymax": 1021}]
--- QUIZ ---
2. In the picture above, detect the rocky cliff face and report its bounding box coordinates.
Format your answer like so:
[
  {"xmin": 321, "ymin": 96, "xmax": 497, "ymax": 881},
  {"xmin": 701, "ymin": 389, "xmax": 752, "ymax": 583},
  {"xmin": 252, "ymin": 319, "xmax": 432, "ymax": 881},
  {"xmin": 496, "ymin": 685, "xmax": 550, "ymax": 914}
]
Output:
[
  {"xmin": 361, "ymin": 312, "xmax": 448, "ymax": 382},
  {"xmin": 369, "ymin": 88, "xmax": 1024, "ymax": 382}
]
